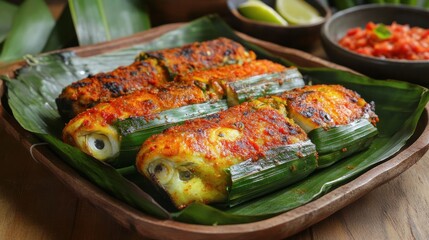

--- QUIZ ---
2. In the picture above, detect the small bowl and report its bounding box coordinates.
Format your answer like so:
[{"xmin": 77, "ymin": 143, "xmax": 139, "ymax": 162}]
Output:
[
  {"xmin": 321, "ymin": 4, "xmax": 429, "ymax": 87},
  {"xmin": 226, "ymin": 0, "xmax": 331, "ymax": 50}
]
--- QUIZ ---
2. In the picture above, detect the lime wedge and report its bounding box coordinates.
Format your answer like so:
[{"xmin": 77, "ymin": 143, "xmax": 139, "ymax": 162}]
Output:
[
  {"xmin": 275, "ymin": 0, "xmax": 323, "ymax": 25},
  {"xmin": 238, "ymin": 1, "xmax": 288, "ymax": 26}
]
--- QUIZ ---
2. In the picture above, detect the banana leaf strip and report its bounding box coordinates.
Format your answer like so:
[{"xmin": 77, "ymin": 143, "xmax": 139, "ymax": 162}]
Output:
[
  {"xmin": 308, "ymin": 119, "xmax": 379, "ymax": 168},
  {"xmin": 309, "ymin": 119, "xmax": 378, "ymax": 154},
  {"xmin": 226, "ymin": 68, "xmax": 304, "ymax": 105},
  {"xmin": 317, "ymin": 137, "xmax": 374, "ymax": 168},
  {"xmin": 3, "ymin": 15, "xmax": 429, "ymax": 225},
  {"xmin": 116, "ymin": 100, "xmax": 229, "ymax": 139},
  {"xmin": 227, "ymin": 140, "xmax": 317, "ymax": 207}
]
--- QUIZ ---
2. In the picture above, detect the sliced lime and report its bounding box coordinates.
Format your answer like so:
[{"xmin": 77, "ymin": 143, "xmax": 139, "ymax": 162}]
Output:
[
  {"xmin": 238, "ymin": 1, "xmax": 288, "ymax": 26},
  {"xmin": 275, "ymin": 0, "xmax": 323, "ymax": 25}
]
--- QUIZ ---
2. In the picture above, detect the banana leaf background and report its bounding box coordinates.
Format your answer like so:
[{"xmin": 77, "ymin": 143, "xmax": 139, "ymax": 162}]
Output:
[
  {"xmin": 0, "ymin": 0, "xmax": 151, "ymax": 62},
  {"xmin": 2, "ymin": 15, "xmax": 429, "ymax": 225}
]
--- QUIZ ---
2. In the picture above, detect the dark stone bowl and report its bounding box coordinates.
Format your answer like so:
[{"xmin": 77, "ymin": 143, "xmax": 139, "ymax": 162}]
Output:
[
  {"xmin": 226, "ymin": 0, "xmax": 331, "ymax": 51},
  {"xmin": 321, "ymin": 4, "xmax": 429, "ymax": 87}
]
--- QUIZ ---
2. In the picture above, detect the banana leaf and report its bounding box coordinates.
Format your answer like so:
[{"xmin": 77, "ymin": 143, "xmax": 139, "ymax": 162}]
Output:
[
  {"xmin": 43, "ymin": 4, "xmax": 78, "ymax": 52},
  {"xmin": 68, "ymin": 0, "xmax": 151, "ymax": 46},
  {"xmin": 0, "ymin": 0, "xmax": 55, "ymax": 62},
  {"xmin": 0, "ymin": 0, "xmax": 18, "ymax": 44},
  {"xmin": 3, "ymin": 15, "xmax": 429, "ymax": 225}
]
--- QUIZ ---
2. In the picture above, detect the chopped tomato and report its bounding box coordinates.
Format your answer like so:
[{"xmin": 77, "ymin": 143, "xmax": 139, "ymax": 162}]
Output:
[{"xmin": 338, "ymin": 22, "xmax": 429, "ymax": 60}]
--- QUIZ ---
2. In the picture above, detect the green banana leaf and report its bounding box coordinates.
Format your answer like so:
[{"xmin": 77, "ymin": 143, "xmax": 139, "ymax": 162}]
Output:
[
  {"xmin": 0, "ymin": 0, "xmax": 18, "ymax": 43},
  {"xmin": 0, "ymin": 0, "xmax": 55, "ymax": 62},
  {"xmin": 3, "ymin": 15, "xmax": 429, "ymax": 225},
  {"xmin": 43, "ymin": 4, "xmax": 78, "ymax": 52},
  {"xmin": 68, "ymin": 0, "xmax": 151, "ymax": 46}
]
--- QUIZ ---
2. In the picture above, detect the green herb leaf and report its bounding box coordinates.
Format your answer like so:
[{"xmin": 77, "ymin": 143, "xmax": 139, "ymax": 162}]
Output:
[{"xmin": 374, "ymin": 24, "xmax": 392, "ymax": 40}]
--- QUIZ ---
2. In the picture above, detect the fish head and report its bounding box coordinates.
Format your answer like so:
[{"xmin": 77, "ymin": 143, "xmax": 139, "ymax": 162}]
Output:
[
  {"xmin": 62, "ymin": 117, "xmax": 120, "ymax": 161},
  {"xmin": 140, "ymin": 155, "xmax": 228, "ymax": 209}
]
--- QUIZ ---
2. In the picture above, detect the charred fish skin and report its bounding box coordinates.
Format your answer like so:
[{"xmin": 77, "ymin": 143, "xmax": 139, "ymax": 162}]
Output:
[
  {"xmin": 136, "ymin": 97, "xmax": 309, "ymax": 209},
  {"xmin": 281, "ymin": 84, "xmax": 379, "ymax": 132},
  {"xmin": 56, "ymin": 58, "xmax": 168, "ymax": 121},
  {"xmin": 62, "ymin": 81, "xmax": 209, "ymax": 162},
  {"xmin": 176, "ymin": 59, "xmax": 287, "ymax": 98},
  {"xmin": 56, "ymin": 37, "xmax": 256, "ymax": 120},
  {"xmin": 176, "ymin": 59, "xmax": 287, "ymax": 97},
  {"xmin": 136, "ymin": 37, "xmax": 257, "ymax": 79},
  {"xmin": 281, "ymin": 84, "xmax": 379, "ymax": 168}
]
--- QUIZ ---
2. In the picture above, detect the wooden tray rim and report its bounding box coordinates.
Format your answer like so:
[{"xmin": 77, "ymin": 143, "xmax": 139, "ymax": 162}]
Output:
[{"xmin": 1, "ymin": 23, "xmax": 428, "ymax": 240}]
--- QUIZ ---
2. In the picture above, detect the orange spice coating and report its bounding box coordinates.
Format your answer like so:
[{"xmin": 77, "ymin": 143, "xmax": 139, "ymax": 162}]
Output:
[
  {"xmin": 56, "ymin": 58, "xmax": 168, "ymax": 120},
  {"xmin": 281, "ymin": 84, "xmax": 379, "ymax": 131},
  {"xmin": 176, "ymin": 59, "xmax": 287, "ymax": 96},
  {"xmin": 138, "ymin": 98, "xmax": 307, "ymax": 175},
  {"xmin": 56, "ymin": 37, "xmax": 256, "ymax": 120},
  {"xmin": 62, "ymin": 81, "xmax": 208, "ymax": 147},
  {"xmin": 138, "ymin": 37, "xmax": 257, "ymax": 78}
]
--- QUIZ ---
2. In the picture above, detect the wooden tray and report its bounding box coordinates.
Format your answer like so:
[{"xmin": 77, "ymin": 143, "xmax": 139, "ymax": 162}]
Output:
[{"xmin": 1, "ymin": 23, "xmax": 428, "ymax": 240}]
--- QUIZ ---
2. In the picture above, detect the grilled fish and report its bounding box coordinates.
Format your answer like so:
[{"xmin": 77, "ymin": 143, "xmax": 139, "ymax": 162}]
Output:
[
  {"xmin": 62, "ymin": 60, "xmax": 290, "ymax": 161},
  {"xmin": 56, "ymin": 37, "xmax": 256, "ymax": 120},
  {"xmin": 136, "ymin": 97, "xmax": 309, "ymax": 209},
  {"xmin": 136, "ymin": 37, "xmax": 256, "ymax": 78},
  {"xmin": 56, "ymin": 58, "xmax": 168, "ymax": 121},
  {"xmin": 282, "ymin": 84, "xmax": 379, "ymax": 132},
  {"xmin": 282, "ymin": 84, "xmax": 379, "ymax": 168},
  {"xmin": 62, "ymin": 82, "xmax": 208, "ymax": 161}
]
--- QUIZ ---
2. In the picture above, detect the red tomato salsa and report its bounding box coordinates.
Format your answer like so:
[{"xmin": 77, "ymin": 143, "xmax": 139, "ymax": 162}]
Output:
[{"xmin": 338, "ymin": 22, "xmax": 429, "ymax": 60}]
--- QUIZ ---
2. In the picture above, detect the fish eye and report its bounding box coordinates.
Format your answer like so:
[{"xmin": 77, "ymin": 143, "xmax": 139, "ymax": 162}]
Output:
[
  {"xmin": 94, "ymin": 139, "xmax": 105, "ymax": 150},
  {"xmin": 148, "ymin": 161, "xmax": 174, "ymax": 185},
  {"xmin": 154, "ymin": 163, "xmax": 165, "ymax": 173},
  {"xmin": 179, "ymin": 170, "xmax": 193, "ymax": 181},
  {"xmin": 86, "ymin": 133, "xmax": 112, "ymax": 160}
]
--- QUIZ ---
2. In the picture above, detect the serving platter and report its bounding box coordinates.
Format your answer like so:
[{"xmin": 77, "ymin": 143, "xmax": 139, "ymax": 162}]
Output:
[{"xmin": 1, "ymin": 21, "xmax": 429, "ymax": 240}]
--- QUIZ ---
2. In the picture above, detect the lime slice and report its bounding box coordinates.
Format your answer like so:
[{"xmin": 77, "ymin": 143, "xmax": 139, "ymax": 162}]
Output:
[
  {"xmin": 275, "ymin": 0, "xmax": 323, "ymax": 25},
  {"xmin": 238, "ymin": 1, "xmax": 288, "ymax": 26}
]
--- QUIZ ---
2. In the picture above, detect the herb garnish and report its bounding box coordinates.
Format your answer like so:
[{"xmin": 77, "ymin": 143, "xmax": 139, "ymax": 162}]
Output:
[{"xmin": 374, "ymin": 24, "xmax": 392, "ymax": 40}]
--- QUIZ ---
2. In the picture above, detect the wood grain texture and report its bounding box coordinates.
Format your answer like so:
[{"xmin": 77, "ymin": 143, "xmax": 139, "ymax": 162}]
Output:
[
  {"xmin": 0, "ymin": 126, "xmax": 144, "ymax": 240},
  {"xmin": 1, "ymin": 23, "xmax": 428, "ymax": 240}
]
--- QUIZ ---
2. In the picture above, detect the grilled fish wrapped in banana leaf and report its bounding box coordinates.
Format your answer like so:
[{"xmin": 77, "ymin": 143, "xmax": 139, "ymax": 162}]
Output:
[
  {"xmin": 136, "ymin": 97, "xmax": 318, "ymax": 209},
  {"xmin": 56, "ymin": 37, "xmax": 256, "ymax": 120},
  {"xmin": 62, "ymin": 60, "xmax": 304, "ymax": 164},
  {"xmin": 175, "ymin": 59, "xmax": 299, "ymax": 101},
  {"xmin": 63, "ymin": 82, "xmax": 209, "ymax": 162},
  {"xmin": 282, "ymin": 84, "xmax": 379, "ymax": 167}
]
